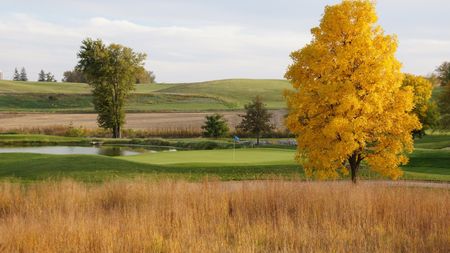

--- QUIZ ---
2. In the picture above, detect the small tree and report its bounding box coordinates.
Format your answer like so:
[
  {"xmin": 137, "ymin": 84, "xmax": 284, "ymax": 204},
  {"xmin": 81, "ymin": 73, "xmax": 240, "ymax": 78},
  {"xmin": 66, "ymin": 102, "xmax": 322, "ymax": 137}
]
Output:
[
  {"xmin": 13, "ymin": 68, "xmax": 20, "ymax": 81},
  {"xmin": 201, "ymin": 113, "xmax": 229, "ymax": 138},
  {"xmin": 135, "ymin": 69, "xmax": 156, "ymax": 84},
  {"xmin": 62, "ymin": 69, "xmax": 86, "ymax": 83},
  {"xmin": 76, "ymin": 38, "xmax": 147, "ymax": 138},
  {"xmin": 19, "ymin": 67, "xmax": 28, "ymax": 81},
  {"xmin": 237, "ymin": 96, "xmax": 274, "ymax": 145},
  {"xmin": 38, "ymin": 70, "xmax": 46, "ymax": 82},
  {"xmin": 45, "ymin": 72, "xmax": 56, "ymax": 82}
]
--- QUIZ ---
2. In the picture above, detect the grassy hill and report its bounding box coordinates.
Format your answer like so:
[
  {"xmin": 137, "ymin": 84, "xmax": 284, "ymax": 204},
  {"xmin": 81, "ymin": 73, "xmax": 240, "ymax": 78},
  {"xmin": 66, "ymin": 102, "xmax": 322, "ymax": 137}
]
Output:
[
  {"xmin": 156, "ymin": 79, "xmax": 291, "ymax": 108},
  {"xmin": 0, "ymin": 79, "xmax": 289, "ymax": 112},
  {"xmin": 1, "ymin": 79, "xmax": 443, "ymax": 113}
]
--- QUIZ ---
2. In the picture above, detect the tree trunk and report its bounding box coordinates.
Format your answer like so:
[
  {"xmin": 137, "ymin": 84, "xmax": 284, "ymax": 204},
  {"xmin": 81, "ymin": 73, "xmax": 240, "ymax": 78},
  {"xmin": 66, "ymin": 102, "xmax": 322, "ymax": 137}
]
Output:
[
  {"xmin": 348, "ymin": 152, "xmax": 362, "ymax": 184},
  {"xmin": 350, "ymin": 164, "xmax": 358, "ymax": 184},
  {"xmin": 112, "ymin": 125, "xmax": 121, "ymax": 138},
  {"xmin": 256, "ymin": 132, "xmax": 260, "ymax": 145}
]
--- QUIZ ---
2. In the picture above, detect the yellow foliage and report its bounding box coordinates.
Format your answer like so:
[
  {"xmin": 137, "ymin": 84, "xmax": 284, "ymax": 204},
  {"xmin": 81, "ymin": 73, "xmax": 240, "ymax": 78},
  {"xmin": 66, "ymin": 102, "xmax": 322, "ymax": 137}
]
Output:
[
  {"xmin": 403, "ymin": 74, "xmax": 433, "ymax": 116},
  {"xmin": 284, "ymin": 0, "xmax": 420, "ymax": 180},
  {"xmin": 402, "ymin": 73, "xmax": 437, "ymax": 133}
]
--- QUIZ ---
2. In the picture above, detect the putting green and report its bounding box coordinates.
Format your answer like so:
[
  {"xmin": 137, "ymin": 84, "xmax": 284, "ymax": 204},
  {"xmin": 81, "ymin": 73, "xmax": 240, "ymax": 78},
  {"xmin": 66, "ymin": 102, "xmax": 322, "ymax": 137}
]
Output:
[{"xmin": 120, "ymin": 148, "xmax": 297, "ymax": 166}]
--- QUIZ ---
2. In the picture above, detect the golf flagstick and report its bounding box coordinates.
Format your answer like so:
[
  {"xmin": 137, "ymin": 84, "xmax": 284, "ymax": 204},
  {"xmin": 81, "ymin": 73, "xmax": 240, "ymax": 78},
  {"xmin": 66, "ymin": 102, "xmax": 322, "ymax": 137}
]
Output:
[{"xmin": 233, "ymin": 136, "xmax": 239, "ymax": 161}]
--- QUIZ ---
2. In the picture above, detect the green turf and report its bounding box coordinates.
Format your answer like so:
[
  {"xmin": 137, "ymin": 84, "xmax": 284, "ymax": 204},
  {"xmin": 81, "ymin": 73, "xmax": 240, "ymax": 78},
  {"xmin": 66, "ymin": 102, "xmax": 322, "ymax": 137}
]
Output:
[
  {"xmin": 0, "ymin": 146, "xmax": 448, "ymax": 182},
  {"xmin": 120, "ymin": 148, "xmax": 296, "ymax": 166},
  {"xmin": 0, "ymin": 151, "xmax": 303, "ymax": 182},
  {"xmin": 414, "ymin": 134, "xmax": 450, "ymax": 149}
]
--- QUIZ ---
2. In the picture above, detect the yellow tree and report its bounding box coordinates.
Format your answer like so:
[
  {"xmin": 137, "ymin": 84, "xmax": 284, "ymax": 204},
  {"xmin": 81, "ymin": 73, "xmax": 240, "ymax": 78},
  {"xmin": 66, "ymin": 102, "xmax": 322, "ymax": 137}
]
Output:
[
  {"xmin": 402, "ymin": 74, "xmax": 440, "ymax": 137},
  {"xmin": 284, "ymin": 0, "xmax": 420, "ymax": 183}
]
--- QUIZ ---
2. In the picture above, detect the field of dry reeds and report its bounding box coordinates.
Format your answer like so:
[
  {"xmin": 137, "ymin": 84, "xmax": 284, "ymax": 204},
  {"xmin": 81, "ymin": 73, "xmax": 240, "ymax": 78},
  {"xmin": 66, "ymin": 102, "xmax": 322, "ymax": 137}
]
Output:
[
  {"xmin": 0, "ymin": 125, "xmax": 292, "ymax": 139},
  {"xmin": 0, "ymin": 180, "xmax": 448, "ymax": 252}
]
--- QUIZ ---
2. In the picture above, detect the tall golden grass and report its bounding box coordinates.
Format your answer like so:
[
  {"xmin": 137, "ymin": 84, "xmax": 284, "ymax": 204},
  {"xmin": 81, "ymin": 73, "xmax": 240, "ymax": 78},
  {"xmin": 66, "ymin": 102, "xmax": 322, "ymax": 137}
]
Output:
[{"xmin": 0, "ymin": 180, "xmax": 448, "ymax": 252}]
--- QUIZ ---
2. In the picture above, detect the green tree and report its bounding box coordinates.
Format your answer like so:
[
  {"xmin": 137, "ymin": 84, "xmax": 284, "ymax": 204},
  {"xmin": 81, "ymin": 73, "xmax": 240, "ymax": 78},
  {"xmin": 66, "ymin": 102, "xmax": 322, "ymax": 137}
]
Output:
[
  {"xmin": 62, "ymin": 69, "xmax": 87, "ymax": 83},
  {"xmin": 76, "ymin": 38, "xmax": 147, "ymax": 138},
  {"xmin": 13, "ymin": 68, "xmax": 20, "ymax": 81},
  {"xmin": 435, "ymin": 61, "xmax": 450, "ymax": 86},
  {"xmin": 38, "ymin": 70, "xmax": 46, "ymax": 82},
  {"xmin": 201, "ymin": 113, "xmax": 229, "ymax": 138},
  {"xmin": 237, "ymin": 96, "xmax": 274, "ymax": 145},
  {"xmin": 438, "ymin": 84, "xmax": 450, "ymax": 129},
  {"xmin": 45, "ymin": 72, "xmax": 56, "ymax": 82},
  {"xmin": 19, "ymin": 67, "xmax": 28, "ymax": 81}
]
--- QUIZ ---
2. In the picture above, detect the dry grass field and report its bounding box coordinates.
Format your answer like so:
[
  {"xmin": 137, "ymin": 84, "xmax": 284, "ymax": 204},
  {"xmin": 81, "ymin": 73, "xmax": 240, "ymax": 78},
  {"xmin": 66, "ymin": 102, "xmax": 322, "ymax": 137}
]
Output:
[
  {"xmin": 0, "ymin": 180, "xmax": 448, "ymax": 252},
  {"xmin": 0, "ymin": 110, "xmax": 286, "ymax": 131}
]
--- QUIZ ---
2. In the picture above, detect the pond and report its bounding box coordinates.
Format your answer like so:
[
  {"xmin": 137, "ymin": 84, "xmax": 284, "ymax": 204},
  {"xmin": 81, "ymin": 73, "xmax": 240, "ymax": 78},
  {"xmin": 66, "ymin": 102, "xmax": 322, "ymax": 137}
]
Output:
[{"xmin": 0, "ymin": 145, "xmax": 167, "ymax": 156}]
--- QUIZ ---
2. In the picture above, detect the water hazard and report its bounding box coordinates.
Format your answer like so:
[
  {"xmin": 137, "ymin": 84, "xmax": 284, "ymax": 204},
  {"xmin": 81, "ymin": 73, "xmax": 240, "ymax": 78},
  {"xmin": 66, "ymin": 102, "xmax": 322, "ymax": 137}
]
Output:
[{"xmin": 0, "ymin": 145, "xmax": 155, "ymax": 156}]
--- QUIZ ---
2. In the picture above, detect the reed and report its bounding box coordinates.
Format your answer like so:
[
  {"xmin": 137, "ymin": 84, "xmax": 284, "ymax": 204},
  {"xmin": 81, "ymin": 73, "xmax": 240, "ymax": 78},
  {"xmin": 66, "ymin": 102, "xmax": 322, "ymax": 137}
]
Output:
[
  {"xmin": 0, "ymin": 125, "xmax": 293, "ymax": 139},
  {"xmin": 0, "ymin": 180, "xmax": 448, "ymax": 252}
]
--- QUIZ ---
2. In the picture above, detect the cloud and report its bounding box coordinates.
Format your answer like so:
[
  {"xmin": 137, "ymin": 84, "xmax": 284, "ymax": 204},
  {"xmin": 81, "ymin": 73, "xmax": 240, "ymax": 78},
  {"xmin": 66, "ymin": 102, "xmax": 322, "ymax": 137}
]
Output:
[
  {"xmin": 0, "ymin": 14, "xmax": 310, "ymax": 82},
  {"xmin": 0, "ymin": 10, "xmax": 448, "ymax": 81}
]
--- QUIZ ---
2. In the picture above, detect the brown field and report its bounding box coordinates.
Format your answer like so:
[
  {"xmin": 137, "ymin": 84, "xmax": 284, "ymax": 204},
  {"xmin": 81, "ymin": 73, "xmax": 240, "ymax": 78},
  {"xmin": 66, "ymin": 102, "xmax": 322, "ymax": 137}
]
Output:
[
  {"xmin": 0, "ymin": 180, "xmax": 448, "ymax": 252},
  {"xmin": 0, "ymin": 110, "xmax": 286, "ymax": 131}
]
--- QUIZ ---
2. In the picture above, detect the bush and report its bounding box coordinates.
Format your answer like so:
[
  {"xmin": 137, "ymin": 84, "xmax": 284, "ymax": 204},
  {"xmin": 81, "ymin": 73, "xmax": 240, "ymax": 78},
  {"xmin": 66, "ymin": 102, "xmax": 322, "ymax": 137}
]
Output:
[{"xmin": 201, "ymin": 114, "xmax": 229, "ymax": 138}]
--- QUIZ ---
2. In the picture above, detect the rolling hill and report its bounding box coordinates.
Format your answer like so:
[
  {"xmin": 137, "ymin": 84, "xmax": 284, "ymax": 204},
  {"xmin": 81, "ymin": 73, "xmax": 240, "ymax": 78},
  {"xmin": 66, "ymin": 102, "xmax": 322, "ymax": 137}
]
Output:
[
  {"xmin": 0, "ymin": 79, "xmax": 443, "ymax": 113},
  {"xmin": 0, "ymin": 79, "xmax": 290, "ymax": 112}
]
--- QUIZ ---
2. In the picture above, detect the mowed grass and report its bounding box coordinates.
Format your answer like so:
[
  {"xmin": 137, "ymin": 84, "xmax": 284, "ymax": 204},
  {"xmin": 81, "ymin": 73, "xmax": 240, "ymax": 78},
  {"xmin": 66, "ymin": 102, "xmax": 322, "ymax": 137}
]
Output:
[
  {"xmin": 0, "ymin": 79, "xmax": 290, "ymax": 111},
  {"xmin": 0, "ymin": 180, "xmax": 448, "ymax": 252},
  {"xmin": 0, "ymin": 151, "xmax": 302, "ymax": 182},
  {"xmin": 120, "ymin": 148, "xmax": 296, "ymax": 166},
  {"xmin": 0, "ymin": 146, "xmax": 448, "ymax": 181},
  {"xmin": 0, "ymin": 133, "xmax": 448, "ymax": 181}
]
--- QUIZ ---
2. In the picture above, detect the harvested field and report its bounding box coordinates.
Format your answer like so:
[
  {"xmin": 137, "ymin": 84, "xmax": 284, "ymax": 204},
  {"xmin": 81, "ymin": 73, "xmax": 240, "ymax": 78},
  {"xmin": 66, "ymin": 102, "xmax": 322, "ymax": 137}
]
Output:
[{"xmin": 0, "ymin": 110, "xmax": 287, "ymax": 130}]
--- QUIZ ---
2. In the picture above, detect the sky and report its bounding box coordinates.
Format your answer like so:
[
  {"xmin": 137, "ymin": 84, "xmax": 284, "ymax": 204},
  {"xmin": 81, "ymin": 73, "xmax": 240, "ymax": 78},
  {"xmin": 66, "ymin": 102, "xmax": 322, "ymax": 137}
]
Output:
[{"xmin": 0, "ymin": 0, "xmax": 449, "ymax": 83}]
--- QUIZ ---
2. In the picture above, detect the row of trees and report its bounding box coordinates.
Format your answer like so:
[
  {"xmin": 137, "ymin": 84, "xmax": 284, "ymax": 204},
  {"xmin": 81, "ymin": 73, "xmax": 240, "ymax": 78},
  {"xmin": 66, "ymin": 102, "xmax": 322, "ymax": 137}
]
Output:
[
  {"xmin": 13, "ymin": 68, "xmax": 56, "ymax": 82},
  {"xmin": 201, "ymin": 96, "xmax": 274, "ymax": 145},
  {"xmin": 12, "ymin": 67, "xmax": 28, "ymax": 81},
  {"xmin": 38, "ymin": 70, "xmax": 56, "ymax": 82},
  {"xmin": 10, "ymin": 67, "xmax": 155, "ymax": 84}
]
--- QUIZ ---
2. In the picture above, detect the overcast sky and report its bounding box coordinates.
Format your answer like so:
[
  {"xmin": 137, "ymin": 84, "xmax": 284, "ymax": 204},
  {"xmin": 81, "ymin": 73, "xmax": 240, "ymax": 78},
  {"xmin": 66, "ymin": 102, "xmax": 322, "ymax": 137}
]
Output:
[{"xmin": 0, "ymin": 0, "xmax": 449, "ymax": 82}]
